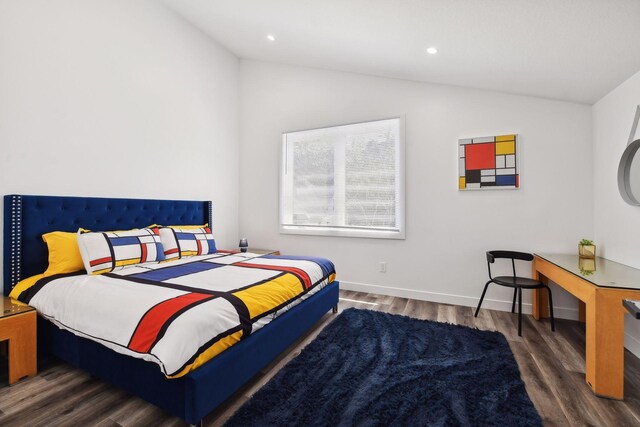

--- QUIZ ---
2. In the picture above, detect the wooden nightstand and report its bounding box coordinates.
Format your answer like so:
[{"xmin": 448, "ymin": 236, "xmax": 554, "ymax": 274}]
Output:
[
  {"xmin": 0, "ymin": 297, "xmax": 37, "ymax": 385},
  {"xmin": 245, "ymin": 249, "xmax": 280, "ymax": 256}
]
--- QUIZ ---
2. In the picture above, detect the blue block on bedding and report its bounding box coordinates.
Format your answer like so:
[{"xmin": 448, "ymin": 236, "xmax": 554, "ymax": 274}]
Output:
[
  {"xmin": 263, "ymin": 254, "xmax": 336, "ymax": 276},
  {"xmin": 130, "ymin": 261, "xmax": 224, "ymax": 282}
]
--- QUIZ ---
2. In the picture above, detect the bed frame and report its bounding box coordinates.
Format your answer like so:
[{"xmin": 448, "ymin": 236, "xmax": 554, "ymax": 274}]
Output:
[{"xmin": 3, "ymin": 194, "xmax": 339, "ymax": 425}]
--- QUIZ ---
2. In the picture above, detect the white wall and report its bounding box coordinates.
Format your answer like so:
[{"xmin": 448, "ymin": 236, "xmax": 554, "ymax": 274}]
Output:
[
  {"xmin": 0, "ymin": 0, "xmax": 240, "ymax": 281},
  {"xmin": 240, "ymin": 60, "xmax": 592, "ymax": 318},
  {"xmin": 593, "ymin": 69, "xmax": 640, "ymax": 354},
  {"xmin": 0, "ymin": 0, "xmax": 612, "ymax": 332}
]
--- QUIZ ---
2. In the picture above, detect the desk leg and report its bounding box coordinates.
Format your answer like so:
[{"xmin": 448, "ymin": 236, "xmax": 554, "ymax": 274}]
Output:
[
  {"xmin": 585, "ymin": 292, "xmax": 624, "ymax": 399},
  {"xmin": 578, "ymin": 301, "xmax": 586, "ymax": 323},
  {"xmin": 532, "ymin": 265, "xmax": 549, "ymax": 320}
]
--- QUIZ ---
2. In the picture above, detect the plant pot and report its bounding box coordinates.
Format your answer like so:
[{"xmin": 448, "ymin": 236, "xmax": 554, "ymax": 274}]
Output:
[
  {"xmin": 578, "ymin": 257, "xmax": 596, "ymax": 272},
  {"xmin": 578, "ymin": 244, "xmax": 596, "ymax": 259}
]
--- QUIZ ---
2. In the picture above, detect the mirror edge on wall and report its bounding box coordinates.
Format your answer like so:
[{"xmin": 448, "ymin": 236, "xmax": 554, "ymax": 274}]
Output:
[{"xmin": 617, "ymin": 105, "xmax": 640, "ymax": 206}]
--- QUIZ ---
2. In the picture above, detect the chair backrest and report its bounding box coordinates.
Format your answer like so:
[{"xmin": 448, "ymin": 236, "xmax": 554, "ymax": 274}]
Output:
[
  {"xmin": 486, "ymin": 250, "xmax": 534, "ymax": 279},
  {"xmin": 486, "ymin": 250, "xmax": 534, "ymax": 263}
]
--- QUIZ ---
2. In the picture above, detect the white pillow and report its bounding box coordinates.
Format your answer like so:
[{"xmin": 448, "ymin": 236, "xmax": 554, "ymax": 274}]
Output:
[
  {"xmin": 158, "ymin": 226, "xmax": 217, "ymax": 261},
  {"xmin": 77, "ymin": 228, "xmax": 165, "ymax": 274}
]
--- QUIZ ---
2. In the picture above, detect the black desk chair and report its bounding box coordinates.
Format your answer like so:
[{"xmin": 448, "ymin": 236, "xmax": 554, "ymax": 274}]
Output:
[{"xmin": 474, "ymin": 250, "xmax": 555, "ymax": 336}]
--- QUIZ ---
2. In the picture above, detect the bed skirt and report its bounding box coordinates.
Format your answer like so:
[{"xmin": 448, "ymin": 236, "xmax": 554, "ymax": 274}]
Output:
[{"xmin": 38, "ymin": 280, "xmax": 340, "ymax": 424}]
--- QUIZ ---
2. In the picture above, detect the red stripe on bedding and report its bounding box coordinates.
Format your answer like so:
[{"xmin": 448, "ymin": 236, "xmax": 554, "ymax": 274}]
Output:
[
  {"xmin": 140, "ymin": 243, "xmax": 148, "ymax": 263},
  {"xmin": 165, "ymin": 248, "xmax": 179, "ymax": 255},
  {"xmin": 128, "ymin": 293, "xmax": 213, "ymax": 353},
  {"xmin": 90, "ymin": 256, "xmax": 112, "ymax": 267},
  {"xmin": 234, "ymin": 262, "xmax": 312, "ymax": 289},
  {"xmin": 196, "ymin": 239, "xmax": 203, "ymax": 255}
]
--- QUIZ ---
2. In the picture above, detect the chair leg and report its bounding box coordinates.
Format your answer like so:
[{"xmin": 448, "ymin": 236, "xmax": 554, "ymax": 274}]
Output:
[
  {"xmin": 474, "ymin": 281, "xmax": 492, "ymax": 317},
  {"xmin": 545, "ymin": 285, "xmax": 556, "ymax": 332},
  {"xmin": 511, "ymin": 288, "xmax": 517, "ymax": 313},
  {"xmin": 518, "ymin": 288, "xmax": 523, "ymax": 337}
]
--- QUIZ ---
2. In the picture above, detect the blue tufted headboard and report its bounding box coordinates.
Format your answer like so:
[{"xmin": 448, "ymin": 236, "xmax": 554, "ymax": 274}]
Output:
[{"xmin": 3, "ymin": 195, "xmax": 212, "ymax": 296}]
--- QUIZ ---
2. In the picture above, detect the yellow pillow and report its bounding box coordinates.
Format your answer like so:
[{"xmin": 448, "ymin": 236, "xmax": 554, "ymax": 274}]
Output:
[
  {"xmin": 42, "ymin": 231, "xmax": 85, "ymax": 276},
  {"xmin": 169, "ymin": 224, "xmax": 208, "ymax": 230},
  {"xmin": 9, "ymin": 273, "xmax": 45, "ymax": 300},
  {"xmin": 149, "ymin": 223, "xmax": 208, "ymax": 230}
]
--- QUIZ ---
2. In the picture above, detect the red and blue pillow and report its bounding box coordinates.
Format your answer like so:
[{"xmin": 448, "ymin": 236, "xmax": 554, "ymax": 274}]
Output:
[
  {"xmin": 158, "ymin": 226, "xmax": 216, "ymax": 261},
  {"xmin": 77, "ymin": 228, "xmax": 165, "ymax": 275}
]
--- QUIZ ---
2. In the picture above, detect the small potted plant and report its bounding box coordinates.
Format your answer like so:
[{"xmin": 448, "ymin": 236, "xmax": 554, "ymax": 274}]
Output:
[{"xmin": 578, "ymin": 239, "xmax": 596, "ymax": 259}]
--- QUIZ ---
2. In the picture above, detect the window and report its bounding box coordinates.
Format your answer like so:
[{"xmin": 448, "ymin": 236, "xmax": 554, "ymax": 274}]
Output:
[{"xmin": 280, "ymin": 118, "xmax": 405, "ymax": 239}]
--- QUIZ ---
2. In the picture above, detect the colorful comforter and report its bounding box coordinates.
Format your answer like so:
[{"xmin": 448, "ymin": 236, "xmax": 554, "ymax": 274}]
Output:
[{"xmin": 14, "ymin": 252, "xmax": 336, "ymax": 378}]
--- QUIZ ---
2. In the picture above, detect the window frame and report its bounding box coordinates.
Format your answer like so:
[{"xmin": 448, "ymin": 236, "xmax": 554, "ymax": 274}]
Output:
[{"xmin": 279, "ymin": 117, "xmax": 406, "ymax": 240}]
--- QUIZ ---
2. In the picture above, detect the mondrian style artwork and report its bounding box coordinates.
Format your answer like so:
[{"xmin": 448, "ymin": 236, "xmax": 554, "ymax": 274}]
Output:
[{"xmin": 458, "ymin": 134, "xmax": 519, "ymax": 190}]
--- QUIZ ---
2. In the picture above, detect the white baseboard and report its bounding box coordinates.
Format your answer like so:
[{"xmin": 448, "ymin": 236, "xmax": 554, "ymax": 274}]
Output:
[
  {"xmin": 625, "ymin": 332, "xmax": 640, "ymax": 357},
  {"xmin": 339, "ymin": 280, "xmax": 580, "ymax": 320}
]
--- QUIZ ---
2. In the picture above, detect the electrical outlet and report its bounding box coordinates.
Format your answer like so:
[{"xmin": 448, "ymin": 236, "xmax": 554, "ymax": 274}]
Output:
[{"xmin": 379, "ymin": 262, "xmax": 387, "ymax": 273}]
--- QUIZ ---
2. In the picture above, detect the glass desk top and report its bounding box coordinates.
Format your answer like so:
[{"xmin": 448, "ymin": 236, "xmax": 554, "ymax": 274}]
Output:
[
  {"xmin": 1, "ymin": 296, "xmax": 35, "ymax": 320},
  {"xmin": 535, "ymin": 253, "xmax": 640, "ymax": 291}
]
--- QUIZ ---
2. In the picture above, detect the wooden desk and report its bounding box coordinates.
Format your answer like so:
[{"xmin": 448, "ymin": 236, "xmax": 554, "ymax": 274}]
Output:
[{"xmin": 532, "ymin": 254, "xmax": 640, "ymax": 400}]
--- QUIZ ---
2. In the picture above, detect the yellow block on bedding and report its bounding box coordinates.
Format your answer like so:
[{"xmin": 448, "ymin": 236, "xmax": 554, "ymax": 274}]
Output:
[
  {"xmin": 167, "ymin": 329, "xmax": 244, "ymax": 378},
  {"xmin": 233, "ymin": 273, "xmax": 303, "ymax": 319},
  {"xmin": 90, "ymin": 257, "xmax": 142, "ymax": 274},
  {"xmin": 9, "ymin": 274, "xmax": 45, "ymax": 300},
  {"xmin": 114, "ymin": 258, "xmax": 142, "ymax": 267}
]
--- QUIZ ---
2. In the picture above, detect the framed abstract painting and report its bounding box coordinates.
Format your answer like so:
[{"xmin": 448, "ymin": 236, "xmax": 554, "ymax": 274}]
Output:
[{"xmin": 458, "ymin": 134, "xmax": 519, "ymax": 190}]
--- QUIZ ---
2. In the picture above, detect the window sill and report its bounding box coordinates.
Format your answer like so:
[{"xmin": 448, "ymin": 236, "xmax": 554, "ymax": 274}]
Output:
[{"xmin": 279, "ymin": 225, "xmax": 405, "ymax": 240}]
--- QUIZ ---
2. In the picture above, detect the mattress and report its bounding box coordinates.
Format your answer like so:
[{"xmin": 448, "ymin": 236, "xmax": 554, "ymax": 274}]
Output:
[{"xmin": 13, "ymin": 251, "xmax": 336, "ymax": 378}]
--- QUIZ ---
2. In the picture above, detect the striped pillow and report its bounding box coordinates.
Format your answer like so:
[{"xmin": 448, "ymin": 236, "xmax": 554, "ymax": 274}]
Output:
[
  {"xmin": 77, "ymin": 228, "xmax": 165, "ymax": 275},
  {"xmin": 159, "ymin": 226, "xmax": 216, "ymax": 260}
]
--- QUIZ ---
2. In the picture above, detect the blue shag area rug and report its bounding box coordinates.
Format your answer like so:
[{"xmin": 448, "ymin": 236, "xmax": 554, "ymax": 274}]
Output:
[{"xmin": 225, "ymin": 308, "xmax": 542, "ymax": 427}]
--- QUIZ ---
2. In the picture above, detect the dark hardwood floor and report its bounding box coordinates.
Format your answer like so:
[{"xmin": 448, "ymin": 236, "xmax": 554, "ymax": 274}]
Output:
[{"xmin": 1, "ymin": 290, "xmax": 640, "ymax": 426}]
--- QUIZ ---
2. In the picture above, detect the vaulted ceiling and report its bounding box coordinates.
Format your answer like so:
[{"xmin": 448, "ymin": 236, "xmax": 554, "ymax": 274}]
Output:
[{"xmin": 164, "ymin": 0, "xmax": 640, "ymax": 104}]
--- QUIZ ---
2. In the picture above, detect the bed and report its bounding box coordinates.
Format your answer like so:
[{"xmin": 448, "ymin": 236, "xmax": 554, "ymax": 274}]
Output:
[{"xmin": 2, "ymin": 194, "xmax": 339, "ymax": 425}]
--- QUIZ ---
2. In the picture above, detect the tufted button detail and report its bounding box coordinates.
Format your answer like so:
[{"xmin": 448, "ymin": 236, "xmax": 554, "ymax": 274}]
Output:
[{"xmin": 4, "ymin": 196, "xmax": 210, "ymax": 294}]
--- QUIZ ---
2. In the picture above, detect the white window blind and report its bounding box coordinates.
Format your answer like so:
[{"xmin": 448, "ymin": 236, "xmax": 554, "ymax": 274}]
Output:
[{"xmin": 280, "ymin": 118, "xmax": 405, "ymax": 239}]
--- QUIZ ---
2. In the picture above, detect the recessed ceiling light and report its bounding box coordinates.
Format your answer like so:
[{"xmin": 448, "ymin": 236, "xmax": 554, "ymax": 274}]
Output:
[
  {"xmin": 267, "ymin": 34, "xmax": 276, "ymax": 41},
  {"xmin": 426, "ymin": 47, "xmax": 438, "ymax": 55}
]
